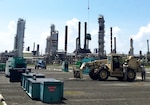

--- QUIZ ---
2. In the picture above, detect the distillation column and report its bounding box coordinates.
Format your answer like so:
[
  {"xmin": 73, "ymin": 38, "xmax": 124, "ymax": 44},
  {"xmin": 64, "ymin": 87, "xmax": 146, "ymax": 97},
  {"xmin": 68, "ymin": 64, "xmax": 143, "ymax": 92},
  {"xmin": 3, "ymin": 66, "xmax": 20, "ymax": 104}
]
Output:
[
  {"xmin": 14, "ymin": 18, "xmax": 26, "ymax": 57},
  {"xmin": 98, "ymin": 15, "xmax": 105, "ymax": 58}
]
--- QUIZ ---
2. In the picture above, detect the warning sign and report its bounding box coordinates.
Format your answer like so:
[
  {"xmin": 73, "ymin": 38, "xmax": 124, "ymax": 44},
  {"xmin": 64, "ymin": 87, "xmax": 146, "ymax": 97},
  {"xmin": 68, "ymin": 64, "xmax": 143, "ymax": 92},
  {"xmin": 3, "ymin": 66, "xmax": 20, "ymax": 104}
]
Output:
[{"xmin": 48, "ymin": 86, "xmax": 56, "ymax": 92}]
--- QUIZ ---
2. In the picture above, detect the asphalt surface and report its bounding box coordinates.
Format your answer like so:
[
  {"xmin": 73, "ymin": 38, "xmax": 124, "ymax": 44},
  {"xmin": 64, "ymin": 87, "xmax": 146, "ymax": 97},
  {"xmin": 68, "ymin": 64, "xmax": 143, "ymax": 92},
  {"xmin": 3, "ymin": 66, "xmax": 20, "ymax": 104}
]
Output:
[{"xmin": 0, "ymin": 66, "xmax": 150, "ymax": 105}]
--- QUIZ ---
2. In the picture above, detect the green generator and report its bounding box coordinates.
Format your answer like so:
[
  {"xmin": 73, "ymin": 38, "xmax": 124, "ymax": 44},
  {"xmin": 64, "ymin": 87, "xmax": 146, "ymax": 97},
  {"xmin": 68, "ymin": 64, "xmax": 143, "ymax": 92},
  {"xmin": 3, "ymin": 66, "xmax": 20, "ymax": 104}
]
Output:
[
  {"xmin": 0, "ymin": 63, "xmax": 6, "ymax": 72},
  {"xmin": 5, "ymin": 57, "xmax": 27, "ymax": 82}
]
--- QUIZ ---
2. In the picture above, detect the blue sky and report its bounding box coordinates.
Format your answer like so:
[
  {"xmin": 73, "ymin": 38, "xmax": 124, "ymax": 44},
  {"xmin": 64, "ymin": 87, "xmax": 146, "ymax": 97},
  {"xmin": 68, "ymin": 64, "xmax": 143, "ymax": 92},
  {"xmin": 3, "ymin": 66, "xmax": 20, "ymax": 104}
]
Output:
[{"xmin": 0, "ymin": 0, "xmax": 150, "ymax": 55}]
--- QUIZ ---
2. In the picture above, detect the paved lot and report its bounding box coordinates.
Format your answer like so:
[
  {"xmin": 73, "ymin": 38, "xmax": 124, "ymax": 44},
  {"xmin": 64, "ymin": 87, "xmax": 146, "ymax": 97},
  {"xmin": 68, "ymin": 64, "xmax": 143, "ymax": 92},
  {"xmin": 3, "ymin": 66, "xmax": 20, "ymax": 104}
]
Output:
[{"xmin": 0, "ymin": 66, "xmax": 150, "ymax": 105}]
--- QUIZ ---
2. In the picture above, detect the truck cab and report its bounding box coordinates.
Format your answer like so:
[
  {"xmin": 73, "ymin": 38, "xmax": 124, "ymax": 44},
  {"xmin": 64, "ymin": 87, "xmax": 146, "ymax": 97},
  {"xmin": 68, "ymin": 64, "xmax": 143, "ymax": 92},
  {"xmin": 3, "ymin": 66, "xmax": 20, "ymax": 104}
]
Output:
[
  {"xmin": 106, "ymin": 54, "xmax": 124, "ymax": 77},
  {"xmin": 35, "ymin": 60, "xmax": 46, "ymax": 69}
]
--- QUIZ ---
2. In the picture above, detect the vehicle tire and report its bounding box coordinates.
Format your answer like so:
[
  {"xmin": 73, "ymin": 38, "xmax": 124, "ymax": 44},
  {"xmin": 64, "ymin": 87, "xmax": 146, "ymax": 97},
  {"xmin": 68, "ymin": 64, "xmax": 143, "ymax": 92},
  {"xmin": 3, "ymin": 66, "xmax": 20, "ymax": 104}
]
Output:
[
  {"xmin": 35, "ymin": 66, "xmax": 36, "ymax": 69},
  {"xmin": 37, "ymin": 66, "xmax": 39, "ymax": 69},
  {"xmin": 98, "ymin": 67, "xmax": 109, "ymax": 81},
  {"xmin": 75, "ymin": 71, "xmax": 80, "ymax": 78},
  {"xmin": 127, "ymin": 68, "xmax": 136, "ymax": 82},
  {"xmin": 89, "ymin": 69, "xmax": 98, "ymax": 80}
]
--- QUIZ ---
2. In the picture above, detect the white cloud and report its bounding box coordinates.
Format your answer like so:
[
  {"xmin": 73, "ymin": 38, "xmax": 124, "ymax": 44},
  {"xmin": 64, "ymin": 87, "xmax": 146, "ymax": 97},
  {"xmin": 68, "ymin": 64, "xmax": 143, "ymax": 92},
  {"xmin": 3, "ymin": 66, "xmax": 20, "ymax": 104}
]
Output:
[
  {"xmin": 39, "ymin": 31, "xmax": 49, "ymax": 53},
  {"xmin": 101, "ymin": 24, "xmax": 150, "ymax": 54},
  {"xmin": 35, "ymin": 18, "xmax": 79, "ymax": 54},
  {"xmin": 130, "ymin": 23, "xmax": 150, "ymax": 54},
  {"xmin": 88, "ymin": 26, "xmax": 126, "ymax": 54},
  {"xmin": 104, "ymin": 26, "xmax": 127, "ymax": 54},
  {"xmin": 113, "ymin": 26, "xmax": 121, "ymax": 37},
  {"xmin": 90, "ymin": 28, "xmax": 98, "ymax": 36},
  {"xmin": 5, "ymin": 18, "xmax": 148, "ymax": 55},
  {"xmin": 8, "ymin": 21, "xmax": 16, "ymax": 34},
  {"xmin": 131, "ymin": 23, "xmax": 150, "ymax": 41},
  {"xmin": 64, "ymin": 18, "xmax": 79, "ymax": 52},
  {"xmin": 58, "ymin": 31, "xmax": 65, "ymax": 50},
  {"xmin": 88, "ymin": 28, "xmax": 98, "ymax": 52},
  {"xmin": 25, "ymin": 30, "xmax": 53, "ymax": 54},
  {"xmin": 0, "ymin": 20, "xmax": 16, "ymax": 52},
  {"xmin": 111, "ymin": 26, "xmax": 123, "ymax": 52}
]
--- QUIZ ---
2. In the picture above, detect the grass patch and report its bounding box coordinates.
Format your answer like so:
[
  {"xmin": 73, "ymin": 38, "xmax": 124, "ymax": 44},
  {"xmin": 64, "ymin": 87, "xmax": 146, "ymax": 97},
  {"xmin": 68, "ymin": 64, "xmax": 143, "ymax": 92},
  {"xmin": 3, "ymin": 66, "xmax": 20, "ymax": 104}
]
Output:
[{"xmin": 145, "ymin": 66, "xmax": 150, "ymax": 68}]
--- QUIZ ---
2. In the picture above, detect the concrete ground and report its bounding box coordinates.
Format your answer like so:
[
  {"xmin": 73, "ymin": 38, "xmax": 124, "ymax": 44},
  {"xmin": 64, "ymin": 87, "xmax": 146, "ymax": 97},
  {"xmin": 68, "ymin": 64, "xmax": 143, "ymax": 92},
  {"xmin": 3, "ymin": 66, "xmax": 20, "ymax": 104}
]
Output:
[{"xmin": 0, "ymin": 66, "xmax": 150, "ymax": 105}]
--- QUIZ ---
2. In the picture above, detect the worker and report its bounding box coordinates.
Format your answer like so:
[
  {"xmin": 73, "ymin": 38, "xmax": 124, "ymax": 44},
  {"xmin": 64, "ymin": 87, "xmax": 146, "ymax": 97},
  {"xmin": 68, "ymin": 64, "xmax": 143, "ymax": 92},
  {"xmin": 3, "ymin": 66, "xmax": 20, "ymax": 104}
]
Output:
[
  {"xmin": 141, "ymin": 64, "xmax": 146, "ymax": 81},
  {"xmin": 123, "ymin": 62, "xmax": 128, "ymax": 81}
]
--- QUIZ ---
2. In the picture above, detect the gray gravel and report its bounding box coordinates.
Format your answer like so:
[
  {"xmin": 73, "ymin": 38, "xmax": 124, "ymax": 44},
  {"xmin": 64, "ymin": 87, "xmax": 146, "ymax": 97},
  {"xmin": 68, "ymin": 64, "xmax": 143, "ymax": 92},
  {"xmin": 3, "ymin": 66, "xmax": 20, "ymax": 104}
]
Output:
[{"xmin": 0, "ymin": 67, "xmax": 150, "ymax": 105}]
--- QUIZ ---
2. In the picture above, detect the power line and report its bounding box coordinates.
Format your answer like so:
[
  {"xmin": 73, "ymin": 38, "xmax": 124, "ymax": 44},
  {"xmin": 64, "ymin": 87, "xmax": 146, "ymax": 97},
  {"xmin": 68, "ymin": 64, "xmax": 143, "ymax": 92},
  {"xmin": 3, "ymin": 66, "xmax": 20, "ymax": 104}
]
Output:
[{"xmin": 88, "ymin": 0, "xmax": 90, "ymax": 33}]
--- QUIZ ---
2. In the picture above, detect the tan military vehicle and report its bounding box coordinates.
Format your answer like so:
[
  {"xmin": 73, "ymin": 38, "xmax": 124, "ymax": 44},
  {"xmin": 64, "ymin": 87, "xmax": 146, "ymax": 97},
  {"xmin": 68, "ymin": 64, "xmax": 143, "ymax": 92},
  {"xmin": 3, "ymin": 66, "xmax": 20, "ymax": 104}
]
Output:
[{"xmin": 80, "ymin": 54, "xmax": 143, "ymax": 82}]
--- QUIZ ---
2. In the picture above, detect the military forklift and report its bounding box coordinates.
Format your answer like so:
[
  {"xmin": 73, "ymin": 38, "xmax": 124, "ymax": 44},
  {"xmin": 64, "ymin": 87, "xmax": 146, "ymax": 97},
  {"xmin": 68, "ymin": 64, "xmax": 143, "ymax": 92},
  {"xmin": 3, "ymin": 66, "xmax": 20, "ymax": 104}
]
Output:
[{"xmin": 80, "ymin": 54, "xmax": 143, "ymax": 82}]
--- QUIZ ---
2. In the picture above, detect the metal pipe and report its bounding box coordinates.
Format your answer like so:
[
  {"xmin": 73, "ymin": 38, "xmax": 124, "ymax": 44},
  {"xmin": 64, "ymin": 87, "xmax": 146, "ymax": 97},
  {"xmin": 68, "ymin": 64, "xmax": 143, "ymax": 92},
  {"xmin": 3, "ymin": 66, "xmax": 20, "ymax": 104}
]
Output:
[
  {"xmin": 147, "ymin": 40, "xmax": 149, "ymax": 54},
  {"xmin": 114, "ymin": 37, "xmax": 116, "ymax": 53},
  {"xmin": 110, "ymin": 27, "xmax": 113, "ymax": 53},
  {"xmin": 33, "ymin": 42, "xmax": 35, "ymax": 51},
  {"xmin": 130, "ymin": 38, "xmax": 134, "ymax": 55},
  {"xmin": 84, "ymin": 22, "xmax": 87, "ymax": 49},
  {"xmin": 130, "ymin": 38, "xmax": 133, "ymax": 48},
  {"xmin": 78, "ymin": 22, "xmax": 81, "ymax": 49},
  {"xmin": 37, "ymin": 44, "xmax": 39, "ymax": 56},
  {"xmin": 65, "ymin": 26, "xmax": 68, "ymax": 53}
]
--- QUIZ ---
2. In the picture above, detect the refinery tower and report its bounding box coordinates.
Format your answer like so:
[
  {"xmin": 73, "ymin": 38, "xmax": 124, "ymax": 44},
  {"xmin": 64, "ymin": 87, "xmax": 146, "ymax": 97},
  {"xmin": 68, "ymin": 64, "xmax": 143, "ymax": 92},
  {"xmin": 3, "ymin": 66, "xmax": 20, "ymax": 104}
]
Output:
[
  {"xmin": 14, "ymin": 18, "xmax": 26, "ymax": 57},
  {"xmin": 45, "ymin": 24, "xmax": 59, "ymax": 56},
  {"xmin": 98, "ymin": 15, "xmax": 105, "ymax": 58}
]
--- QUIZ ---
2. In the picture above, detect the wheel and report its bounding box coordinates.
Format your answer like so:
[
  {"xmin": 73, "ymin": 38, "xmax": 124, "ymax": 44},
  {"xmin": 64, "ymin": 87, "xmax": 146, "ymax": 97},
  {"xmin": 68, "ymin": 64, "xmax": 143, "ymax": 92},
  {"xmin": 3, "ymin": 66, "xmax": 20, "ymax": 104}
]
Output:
[
  {"xmin": 127, "ymin": 68, "xmax": 136, "ymax": 82},
  {"xmin": 74, "ymin": 71, "xmax": 80, "ymax": 78},
  {"xmin": 98, "ymin": 68, "xmax": 109, "ymax": 81},
  {"xmin": 35, "ymin": 66, "xmax": 36, "ymax": 69},
  {"xmin": 89, "ymin": 69, "xmax": 98, "ymax": 80}
]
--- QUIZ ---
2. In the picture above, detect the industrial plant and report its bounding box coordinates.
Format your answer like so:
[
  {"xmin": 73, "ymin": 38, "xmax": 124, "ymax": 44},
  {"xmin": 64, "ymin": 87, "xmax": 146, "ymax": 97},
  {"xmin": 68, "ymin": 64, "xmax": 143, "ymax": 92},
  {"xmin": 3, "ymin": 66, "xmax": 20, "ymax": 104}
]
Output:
[
  {"xmin": 0, "ymin": 16, "xmax": 150, "ymax": 105},
  {"xmin": 0, "ymin": 18, "xmax": 26, "ymax": 63},
  {"xmin": 0, "ymin": 15, "xmax": 150, "ymax": 65}
]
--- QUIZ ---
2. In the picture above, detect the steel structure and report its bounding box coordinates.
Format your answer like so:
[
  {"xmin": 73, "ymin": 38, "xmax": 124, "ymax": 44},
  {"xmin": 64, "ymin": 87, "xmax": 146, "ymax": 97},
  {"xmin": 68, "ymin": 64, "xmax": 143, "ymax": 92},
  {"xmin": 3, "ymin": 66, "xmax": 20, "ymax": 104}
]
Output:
[
  {"xmin": 14, "ymin": 18, "xmax": 26, "ymax": 57},
  {"xmin": 98, "ymin": 15, "xmax": 105, "ymax": 58},
  {"xmin": 45, "ymin": 24, "xmax": 58, "ymax": 56}
]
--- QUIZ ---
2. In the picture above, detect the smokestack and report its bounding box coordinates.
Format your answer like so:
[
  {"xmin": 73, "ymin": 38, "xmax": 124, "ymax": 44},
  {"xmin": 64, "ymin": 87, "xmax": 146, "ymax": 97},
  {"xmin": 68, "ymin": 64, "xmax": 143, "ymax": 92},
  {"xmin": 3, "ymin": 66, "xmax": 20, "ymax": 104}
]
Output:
[
  {"xmin": 130, "ymin": 38, "xmax": 133, "ymax": 48},
  {"xmin": 78, "ymin": 22, "xmax": 81, "ymax": 49},
  {"xmin": 37, "ymin": 44, "xmax": 39, "ymax": 56},
  {"xmin": 26, "ymin": 46, "xmax": 30, "ymax": 51},
  {"xmin": 114, "ymin": 37, "xmax": 116, "ymax": 53},
  {"xmin": 65, "ymin": 26, "xmax": 68, "ymax": 53},
  {"xmin": 110, "ymin": 27, "xmax": 113, "ymax": 53},
  {"xmin": 84, "ymin": 22, "xmax": 87, "ymax": 49},
  {"xmin": 139, "ymin": 50, "xmax": 142, "ymax": 57},
  {"xmin": 129, "ymin": 38, "xmax": 134, "ymax": 55},
  {"xmin": 33, "ymin": 42, "xmax": 35, "ymax": 51},
  {"xmin": 147, "ymin": 40, "xmax": 149, "ymax": 54}
]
